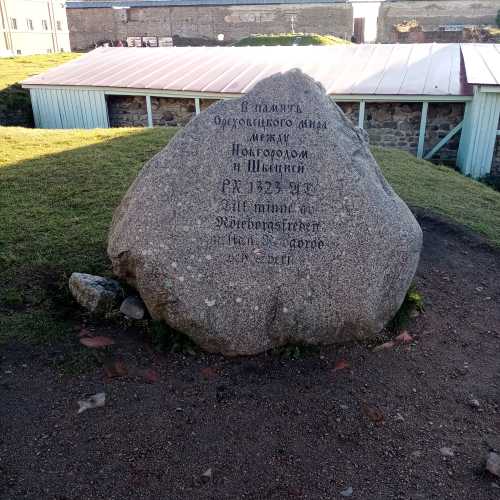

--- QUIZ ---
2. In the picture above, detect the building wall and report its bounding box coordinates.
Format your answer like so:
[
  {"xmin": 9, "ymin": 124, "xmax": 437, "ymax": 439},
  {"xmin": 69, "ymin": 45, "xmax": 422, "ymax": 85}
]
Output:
[
  {"xmin": 492, "ymin": 116, "xmax": 500, "ymax": 177},
  {"xmin": 107, "ymin": 95, "xmax": 466, "ymax": 165},
  {"xmin": 107, "ymin": 95, "xmax": 214, "ymax": 127},
  {"xmin": 377, "ymin": 0, "xmax": 499, "ymax": 43},
  {"xmin": 0, "ymin": 0, "xmax": 70, "ymax": 56},
  {"xmin": 67, "ymin": 3, "xmax": 353, "ymax": 50},
  {"xmin": 493, "ymin": 136, "xmax": 500, "ymax": 177}
]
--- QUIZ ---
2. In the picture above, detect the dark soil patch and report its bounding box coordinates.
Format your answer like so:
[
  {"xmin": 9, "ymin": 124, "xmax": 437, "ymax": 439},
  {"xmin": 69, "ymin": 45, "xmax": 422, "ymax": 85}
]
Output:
[{"xmin": 1, "ymin": 212, "xmax": 500, "ymax": 500}]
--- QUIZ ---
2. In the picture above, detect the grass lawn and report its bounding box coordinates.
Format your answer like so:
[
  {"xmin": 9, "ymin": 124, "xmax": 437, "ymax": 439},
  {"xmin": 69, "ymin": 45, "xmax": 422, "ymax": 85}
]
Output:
[
  {"xmin": 1, "ymin": 126, "xmax": 500, "ymax": 344},
  {"xmin": 234, "ymin": 33, "xmax": 349, "ymax": 46},
  {"xmin": 0, "ymin": 53, "xmax": 81, "ymax": 126},
  {"xmin": 0, "ymin": 53, "xmax": 81, "ymax": 93}
]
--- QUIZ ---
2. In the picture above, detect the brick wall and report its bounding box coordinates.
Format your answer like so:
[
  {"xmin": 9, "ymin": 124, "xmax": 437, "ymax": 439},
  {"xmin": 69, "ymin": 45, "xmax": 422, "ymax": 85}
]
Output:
[
  {"xmin": 67, "ymin": 4, "xmax": 353, "ymax": 50},
  {"xmin": 377, "ymin": 0, "xmax": 499, "ymax": 43},
  {"xmin": 107, "ymin": 95, "xmax": 466, "ymax": 165}
]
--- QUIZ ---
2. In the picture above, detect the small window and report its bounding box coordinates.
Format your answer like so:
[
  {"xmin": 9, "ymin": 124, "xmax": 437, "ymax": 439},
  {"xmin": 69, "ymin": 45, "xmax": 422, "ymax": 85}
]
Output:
[
  {"xmin": 127, "ymin": 8, "xmax": 140, "ymax": 22},
  {"xmin": 56, "ymin": 20, "xmax": 62, "ymax": 30},
  {"xmin": 41, "ymin": 19, "xmax": 48, "ymax": 30},
  {"xmin": 10, "ymin": 18, "xmax": 17, "ymax": 30},
  {"xmin": 26, "ymin": 18, "xmax": 34, "ymax": 30}
]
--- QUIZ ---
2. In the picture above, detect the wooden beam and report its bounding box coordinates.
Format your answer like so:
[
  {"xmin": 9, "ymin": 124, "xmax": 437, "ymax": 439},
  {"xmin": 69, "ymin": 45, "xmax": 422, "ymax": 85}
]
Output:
[
  {"xmin": 22, "ymin": 84, "xmax": 473, "ymax": 103},
  {"xmin": 146, "ymin": 95, "xmax": 153, "ymax": 128},
  {"xmin": 358, "ymin": 100, "xmax": 365, "ymax": 129},
  {"xmin": 424, "ymin": 121, "xmax": 463, "ymax": 160},
  {"xmin": 194, "ymin": 97, "xmax": 201, "ymax": 115},
  {"xmin": 417, "ymin": 101, "xmax": 428, "ymax": 158}
]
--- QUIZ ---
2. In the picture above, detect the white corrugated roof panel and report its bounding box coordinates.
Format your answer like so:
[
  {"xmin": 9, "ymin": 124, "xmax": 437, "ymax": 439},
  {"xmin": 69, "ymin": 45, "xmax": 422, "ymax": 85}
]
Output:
[
  {"xmin": 23, "ymin": 44, "xmax": 471, "ymax": 97},
  {"xmin": 461, "ymin": 44, "xmax": 500, "ymax": 86}
]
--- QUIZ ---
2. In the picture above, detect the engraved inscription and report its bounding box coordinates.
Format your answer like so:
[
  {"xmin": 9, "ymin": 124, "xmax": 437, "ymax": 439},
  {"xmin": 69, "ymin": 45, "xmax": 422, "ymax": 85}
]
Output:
[{"xmin": 211, "ymin": 100, "xmax": 329, "ymax": 266}]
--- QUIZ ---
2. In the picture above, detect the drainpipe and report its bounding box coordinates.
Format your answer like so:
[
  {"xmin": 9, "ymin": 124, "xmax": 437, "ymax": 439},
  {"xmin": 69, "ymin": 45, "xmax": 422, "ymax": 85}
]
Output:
[
  {"xmin": 48, "ymin": 0, "xmax": 59, "ymax": 52},
  {"xmin": 0, "ymin": 0, "xmax": 13, "ymax": 54}
]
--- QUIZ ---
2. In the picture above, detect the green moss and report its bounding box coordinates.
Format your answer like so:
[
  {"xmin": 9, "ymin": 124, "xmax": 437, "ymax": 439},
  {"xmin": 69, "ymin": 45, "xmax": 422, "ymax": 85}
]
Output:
[{"xmin": 234, "ymin": 33, "xmax": 350, "ymax": 46}]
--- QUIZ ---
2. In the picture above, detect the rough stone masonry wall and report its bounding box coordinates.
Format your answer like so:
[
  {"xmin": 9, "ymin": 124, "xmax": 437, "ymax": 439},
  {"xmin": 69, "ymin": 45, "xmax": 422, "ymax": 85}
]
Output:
[
  {"xmin": 493, "ymin": 137, "xmax": 500, "ymax": 177},
  {"xmin": 492, "ymin": 116, "xmax": 500, "ymax": 177},
  {"xmin": 108, "ymin": 96, "xmax": 466, "ymax": 166},
  {"xmin": 67, "ymin": 4, "xmax": 353, "ymax": 50},
  {"xmin": 377, "ymin": 0, "xmax": 499, "ymax": 43},
  {"xmin": 338, "ymin": 101, "xmax": 464, "ymax": 165},
  {"xmin": 107, "ymin": 95, "xmax": 214, "ymax": 127}
]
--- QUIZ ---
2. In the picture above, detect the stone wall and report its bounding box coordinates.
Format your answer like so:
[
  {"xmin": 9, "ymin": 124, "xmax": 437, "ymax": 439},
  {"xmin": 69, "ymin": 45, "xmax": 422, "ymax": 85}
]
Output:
[
  {"xmin": 107, "ymin": 95, "xmax": 466, "ymax": 165},
  {"xmin": 338, "ymin": 101, "xmax": 464, "ymax": 165},
  {"xmin": 107, "ymin": 95, "xmax": 215, "ymax": 127},
  {"xmin": 67, "ymin": 4, "xmax": 353, "ymax": 50},
  {"xmin": 0, "ymin": 86, "xmax": 33, "ymax": 127},
  {"xmin": 492, "ymin": 117, "xmax": 500, "ymax": 177},
  {"xmin": 364, "ymin": 102, "xmax": 464, "ymax": 165},
  {"xmin": 377, "ymin": 0, "xmax": 499, "ymax": 43}
]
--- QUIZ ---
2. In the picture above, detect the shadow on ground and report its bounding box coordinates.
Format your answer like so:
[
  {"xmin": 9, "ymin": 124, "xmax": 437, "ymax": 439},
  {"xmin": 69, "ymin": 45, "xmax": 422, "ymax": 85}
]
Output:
[{"xmin": 1, "ymin": 211, "xmax": 500, "ymax": 499}]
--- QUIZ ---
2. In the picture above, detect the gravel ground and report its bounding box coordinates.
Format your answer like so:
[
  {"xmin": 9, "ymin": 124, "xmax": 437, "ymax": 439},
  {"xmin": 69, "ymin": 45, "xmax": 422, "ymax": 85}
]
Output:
[{"xmin": 1, "ymin": 210, "xmax": 500, "ymax": 500}]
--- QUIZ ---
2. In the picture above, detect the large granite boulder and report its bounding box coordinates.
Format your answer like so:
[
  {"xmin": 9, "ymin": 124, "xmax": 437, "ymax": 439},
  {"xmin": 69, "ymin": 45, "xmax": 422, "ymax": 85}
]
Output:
[{"xmin": 108, "ymin": 70, "xmax": 422, "ymax": 356}]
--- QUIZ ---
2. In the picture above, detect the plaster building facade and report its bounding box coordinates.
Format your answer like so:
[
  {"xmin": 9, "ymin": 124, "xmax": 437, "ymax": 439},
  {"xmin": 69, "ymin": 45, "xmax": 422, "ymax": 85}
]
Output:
[{"xmin": 0, "ymin": 0, "xmax": 70, "ymax": 56}]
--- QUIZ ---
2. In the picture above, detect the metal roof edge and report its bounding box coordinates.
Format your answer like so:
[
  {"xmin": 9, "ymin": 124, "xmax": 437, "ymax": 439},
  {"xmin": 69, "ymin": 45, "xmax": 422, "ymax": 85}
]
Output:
[{"xmin": 21, "ymin": 83, "xmax": 473, "ymax": 101}]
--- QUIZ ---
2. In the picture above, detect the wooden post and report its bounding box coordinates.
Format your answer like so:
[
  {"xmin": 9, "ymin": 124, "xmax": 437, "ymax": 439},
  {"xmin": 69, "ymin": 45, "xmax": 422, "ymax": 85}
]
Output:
[
  {"xmin": 358, "ymin": 100, "xmax": 365, "ymax": 129},
  {"xmin": 146, "ymin": 95, "xmax": 153, "ymax": 128},
  {"xmin": 417, "ymin": 101, "xmax": 428, "ymax": 158}
]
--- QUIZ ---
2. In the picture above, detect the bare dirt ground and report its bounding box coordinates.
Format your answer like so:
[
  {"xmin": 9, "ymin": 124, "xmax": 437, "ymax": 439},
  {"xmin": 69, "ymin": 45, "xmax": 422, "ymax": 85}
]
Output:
[{"xmin": 1, "ymin": 210, "xmax": 500, "ymax": 500}]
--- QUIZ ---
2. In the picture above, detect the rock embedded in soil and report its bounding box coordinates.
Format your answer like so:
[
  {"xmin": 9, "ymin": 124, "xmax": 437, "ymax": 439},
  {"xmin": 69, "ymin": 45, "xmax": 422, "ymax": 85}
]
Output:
[
  {"xmin": 120, "ymin": 295, "xmax": 146, "ymax": 320},
  {"xmin": 487, "ymin": 452, "xmax": 500, "ymax": 477},
  {"xmin": 108, "ymin": 69, "xmax": 422, "ymax": 356},
  {"xmin": 69, "ymin": 273, "xmax": 123, "ymax": 315}
]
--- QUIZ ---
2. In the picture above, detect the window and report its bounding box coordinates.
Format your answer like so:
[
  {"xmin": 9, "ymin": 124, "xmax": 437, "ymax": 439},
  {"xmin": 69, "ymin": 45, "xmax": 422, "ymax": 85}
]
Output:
[
  {"xmin": 10, "ymin": 18, "xmax": 17, "ymax": 30},
  {"xmin": 41, "ymin": 19, "xmax": 48, "ymax": 30},
  {"xmin": 127, "ymin": 8, "xmax": 140, "ymax": 22},
  {"xmin": 26, "ymin": 18, "xmax": 34, "ymax": 30},
  {"xmin": 56, "ymin": 20, "xmax": 62, "ymax": 30}
]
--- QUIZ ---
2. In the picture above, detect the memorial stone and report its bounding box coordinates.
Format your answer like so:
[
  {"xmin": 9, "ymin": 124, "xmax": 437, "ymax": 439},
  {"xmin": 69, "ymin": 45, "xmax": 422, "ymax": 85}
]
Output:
[{"xmin": 108, "ymin": 70, "xmax": 422, "ymax": 355}]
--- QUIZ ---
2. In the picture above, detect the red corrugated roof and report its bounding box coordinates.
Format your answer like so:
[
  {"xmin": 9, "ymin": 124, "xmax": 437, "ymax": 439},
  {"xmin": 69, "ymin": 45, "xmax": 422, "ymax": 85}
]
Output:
[{"xmin": 23, "ymin": 44, "xmax": 471, "ymax": 96}]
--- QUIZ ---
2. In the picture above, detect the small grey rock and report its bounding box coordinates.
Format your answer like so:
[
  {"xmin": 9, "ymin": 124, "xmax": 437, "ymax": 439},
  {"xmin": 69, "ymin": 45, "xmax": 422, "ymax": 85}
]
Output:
[
  {"xmin": 440, "ymin": 447, "xmax": 454, "ymax": 457},
  {"xmin": 201, "ymin": 468, "xmax": 212, "ymax": 478},
  {"xmin": 69, "ymin": 273, "xmax": 123, "ymax": 315},
  {"xmin": 201, "ymin": 468, "xmax": 213, "ymax": 482},
  {"xmin": 120, "ymin": 295, "xmax": 146, "ymax": 320},
  {"xmin": 487, "ymin": 452, "xmax": 500, "ymax": 477},
  {"xmin": 469, "ymin": 398, "xmax": 480, "ymax": 408},
  {"xmin": 340, "ymin": 486, "xmax": 353, "ymax": 497}
]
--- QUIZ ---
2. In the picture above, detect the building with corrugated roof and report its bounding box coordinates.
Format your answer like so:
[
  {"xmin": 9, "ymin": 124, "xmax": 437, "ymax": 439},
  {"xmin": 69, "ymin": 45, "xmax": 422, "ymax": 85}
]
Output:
[
  {"xmin": 65, "ymin": 0, "xmax": 353, "ymax": 50},
  {"xmin": 22, "ymin": 43, "xmax": 500, "ymax": 177}
]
